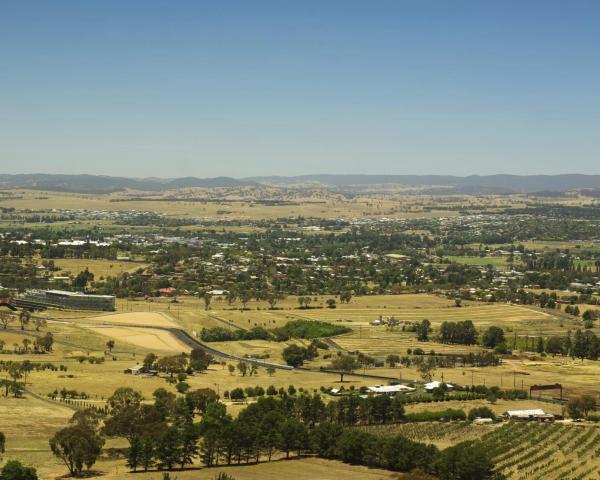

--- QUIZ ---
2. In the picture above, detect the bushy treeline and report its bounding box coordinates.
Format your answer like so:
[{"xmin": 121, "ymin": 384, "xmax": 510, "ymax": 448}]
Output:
[
  {"xmin": 200, "ymin": 326, "xmax": 272, "ymax": 342},
  {"xmin": 97, "ymin": 387, "xmax": 500, "ymax": 480},
  {"xmin": 200, "ymin": 320, "xmax": 351, "ymax": 343},
  {"xmin": 409, "ymin": 352, "xmax": 501, "ymax": 368},
  {"xmin": 538, "ymin": 329, "xmax": 600, "ymax": 360}
]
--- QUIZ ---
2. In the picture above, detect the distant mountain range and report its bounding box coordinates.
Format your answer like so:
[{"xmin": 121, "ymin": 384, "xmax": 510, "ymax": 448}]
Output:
[
  {"xmin": 0, "ymin": 174, "xmax": 254, "ymax": 193},
  {"xmin": 247, "ymin": 174, "xmax": 600, "ymax": 193},
  {"xmin": 2, "ymin": 173, "xmax": 600, "ymax": 194}
]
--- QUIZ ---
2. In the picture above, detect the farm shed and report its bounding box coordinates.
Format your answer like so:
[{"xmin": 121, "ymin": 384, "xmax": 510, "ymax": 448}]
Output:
[{"xmin": 504, "ymin": 409, "xmax": 554, "ymax": 422}]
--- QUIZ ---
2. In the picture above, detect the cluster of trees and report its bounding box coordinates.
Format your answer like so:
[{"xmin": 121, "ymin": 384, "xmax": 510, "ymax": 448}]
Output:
[
  {"xmin": 95, "ymin": 386, "xmax": 500, "ymax": 480},
  {"xmin": 200, "ymin": 320, "xmax": 351, "ymax": 344},
  {"xmin": 537, "ymin": 329, "xmax": 600, "ymax": 360},
  {"xmin": 439, "ymin": 321, "xmax": 478, "ymax": 345},
  {"xmin": 0, "ymin": 360, "xmax": 62, "ymax": 397},
  {"xmin": 409, "ymin": 352, "xmax": 501, "ymax": 370},
  {"xmin": 273, "ymin": 320, "xmax": 351, "ymax": 340},
  {"xmin": 282, "ymin": 342, "xmax": 322, "ymax": 367},
  {"xmin": 0, "ymin": 460, "xmax": 38, "ymax": 480},
  {"xmin": 567, "ymin": 395, "xmax": 597, "ymax": 419},
  {"xmin": 200, "ymin": 326, "xmax": 271, "ymax": 342}
]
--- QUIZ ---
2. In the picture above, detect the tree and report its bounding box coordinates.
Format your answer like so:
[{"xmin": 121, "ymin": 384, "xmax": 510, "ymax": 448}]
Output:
[
  {"xmin": 546, "ymin": 336, "xmax": 563, "ymax": 356},
  {"xmin": 573, "ymin": 329, "xmax": 587, "ymax": 360},
  {"xmin": 185, "ymin": 388, "xmax": 219, "ymax": 415},
  {"xmin": 240, "ymin": 290, "xmax": 252, "ymax": 310},
  {"xmin": 230, "ymin": 388, "xmax": 245, "ymax": 401},
  {"xmin": 417, "ymin": 357, "xmax": 436, "ymax": 382},
  {"xmin": 482, "ymin": 326, "xmax": 505, "ymax": 348},
  {"xmin": 127, "ymin": 437, "xmax": 143, "ymax": 472},
  {"xmin": 266, "ymin": 293, "xmax": 280, "ymax": 309},
  {"xmin": 203, "ymin": 292, "xmax": 213, "ymax": 311},
  {"xmin": 190, "ymin": 348, "xmax": 213, "ymax": 372},
  {"xmin": 279, "ymin": 418, "xmax": 308, "ymax": 458},
  {"xmin": 0, "ymin": 431, "xmax": 5, "ymax": 458},
  {"xmin": 416, "ymin": 319, "xmax": 431, "ymax": 341},
  {"xmin": 340, "ymin": 291, "xmax": 353, "ymax": 304},
  {"xmin": 199, "ymin": 402, "xmax": 231, "ymax": 467},
  {"xmin": 0, "ymin": 460, "xmax": 38, "ymax": 480},
  {"xmin": 330, "ymin": 355, "xmax": 359, "ymax": 382},
  {"xmin": 143, "ymin": 352, "xmax": 158, "ymax": 370},
  {"xmin": 337, "ymin": 430, "xmax": 375, "ymax": 464},
  {"xmin": 104, "ymin": 388, "xmax": 163, "ymax": 448},
  {"xmin": 282, "ymin": 344, "xmax": 309, "ymax": 367},
  {"xmin": 435, "ymin": 441, "xmax": 495, "ymax": 480},
  {"xmin": 386, "ymin": 354, "xmax": 400, "ymax": 367},
  {"xmin": 0, "ymin": 312, "xmax": 13, "ymax": 330},
  {"xmin": 227, "ymin": 364, "xmax": 235, "ymax": 375},
  {"xmin": 33, "ymin": 332, "xmax": 53, "ymax": 353},
  {"xmin": 157, "ymin": 355, "xmax": 188, "ymax": 377},
  {"xmin": 8, "ymin": 363, "xmax": 23, "ymax": 397},
  {"xmin": 468, "ymin": 407, "xmax": 496, "ymax": 422},
  {"xmin": 139, "ymin": 435, "xmax": 156, "ymax": 472},
  {"xmin": 298, "ymin": 296, "xmax": 312, "ymax": 309},
  {"xmin": 18, "ymin": 310, "xmax": 31, "ymax": 331},
  {"xmin": 326, "ymin": 298, "xmax": 337, "ymax": 309},
  {"xmin": 34, "ymin": 318, "xmax": 46, "ymax": 332},
  {"xmin": 567, "ymin": 395, "xmax": 597, "ymax": 419},
  {"xmin": 236, "ymin": 361, "xmax": 248, "ymax": 376},
  {"xmin": 73, "ymin": 268, "xmax": 94, "ymax": 289},
  {"xmin": 50, "ymin": 425, "xmax": 105, "ymax": 476},
  {"xmin": 154, "ymin": 427, "xmax": 182, "ymax": 471},
  {"xmin": 536, "ymin": 336, "xmax": 545, "ymax": 354},
  {"xmin": 106, "ymin": 340, "xmax": 115, "ymax": 353},
  {"xmin": 179, "ymin": 423, "xmax": 200, "ymax": 470}
]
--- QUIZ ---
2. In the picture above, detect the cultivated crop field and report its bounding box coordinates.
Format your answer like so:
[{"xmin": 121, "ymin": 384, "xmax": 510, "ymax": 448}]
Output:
[{"xmin": 359, "ymin": 420, "xmax": 600, "ymax": 480}]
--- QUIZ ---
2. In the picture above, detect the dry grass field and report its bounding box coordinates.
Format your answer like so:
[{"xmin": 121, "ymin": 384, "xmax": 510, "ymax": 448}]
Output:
[
  {"xmin": 87, "ymin": 326, "xmax": 190, "ymax": 352},
  {"xmin": 0, "ymin": 188, "xmax": 462, "ymax": 223},
  {"xmin": 51, "ymin": 258, "xmax": 147, "ymax": 279}
]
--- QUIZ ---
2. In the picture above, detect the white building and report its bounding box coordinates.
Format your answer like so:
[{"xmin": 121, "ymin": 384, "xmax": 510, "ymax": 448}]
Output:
[
  {"xmin": 424, "ymin": 381, "xmax": 454, "ymax": 391},
  {"xmin": 368, "ymin": 384, "xmax": 415, "ymax": 395}
]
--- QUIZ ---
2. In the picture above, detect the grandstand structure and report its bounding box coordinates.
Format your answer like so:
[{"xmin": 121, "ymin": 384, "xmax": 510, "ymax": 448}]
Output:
[{"xmin": 15, "ymin": 289, "xmax": 116, "ymax": 311}]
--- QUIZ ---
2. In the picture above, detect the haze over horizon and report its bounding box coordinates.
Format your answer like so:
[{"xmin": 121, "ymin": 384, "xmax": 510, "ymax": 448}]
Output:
[{"xmin": 2, "ymin": 1, "xmax": 599, "ymax": 177}]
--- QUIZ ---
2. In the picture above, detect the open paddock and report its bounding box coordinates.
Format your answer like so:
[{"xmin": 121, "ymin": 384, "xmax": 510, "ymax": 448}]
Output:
[
  {"xmin": 50, "ymin": 258, "xmax": 147, "ymax": 279},
  {"xmin": 86, "ymin": 326, "xmax": 190, "ymax": 353}
]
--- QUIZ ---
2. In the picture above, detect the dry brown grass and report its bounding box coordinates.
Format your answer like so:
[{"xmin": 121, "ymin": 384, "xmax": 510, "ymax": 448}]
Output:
[
  {"xmin": 50, "ymin": 258, "xmax": 147, "ymax": 279},
  {"xmin": 86, "ymin": 326, "xmax": 190, "ymax": 352}
]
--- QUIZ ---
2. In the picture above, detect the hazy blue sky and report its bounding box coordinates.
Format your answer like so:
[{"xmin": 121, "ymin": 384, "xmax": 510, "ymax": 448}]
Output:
[{"xmin": 1, "ymin": 1, "xmax": 599, "ymax": 177}]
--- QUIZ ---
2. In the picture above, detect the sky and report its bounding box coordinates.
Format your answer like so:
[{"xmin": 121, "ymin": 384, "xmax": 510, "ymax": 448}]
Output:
[{"xmin": 1, "ymin": 0, "xmax": 599, "ymax": 178}]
